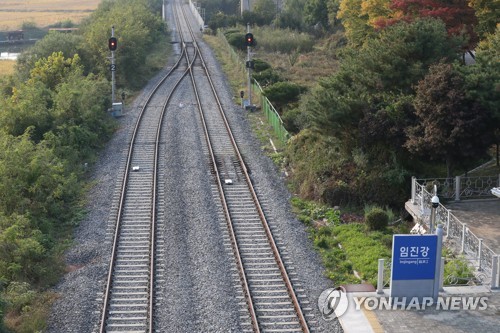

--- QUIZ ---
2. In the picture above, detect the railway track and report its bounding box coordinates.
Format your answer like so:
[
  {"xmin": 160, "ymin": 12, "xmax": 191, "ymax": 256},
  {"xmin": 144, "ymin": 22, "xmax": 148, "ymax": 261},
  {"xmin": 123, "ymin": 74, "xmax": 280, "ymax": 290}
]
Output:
[
  {"xmin": 177, "ymin": 3, "xmax": 312, "ymax": 333},
  {"xmin": 97, "ymin": 17, "xmax": 195, "ymax": 333},
  {"xmin": 98, "ymin": 1, "xmax": 315, "ymax": 332}
]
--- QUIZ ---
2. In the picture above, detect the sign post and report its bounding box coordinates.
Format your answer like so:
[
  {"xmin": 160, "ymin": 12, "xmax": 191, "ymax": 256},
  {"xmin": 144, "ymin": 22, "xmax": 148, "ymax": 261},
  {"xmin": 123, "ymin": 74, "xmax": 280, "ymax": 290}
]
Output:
[{"xmin": 390, "ymin": 226, "xmax": 443, "ymax": 303}]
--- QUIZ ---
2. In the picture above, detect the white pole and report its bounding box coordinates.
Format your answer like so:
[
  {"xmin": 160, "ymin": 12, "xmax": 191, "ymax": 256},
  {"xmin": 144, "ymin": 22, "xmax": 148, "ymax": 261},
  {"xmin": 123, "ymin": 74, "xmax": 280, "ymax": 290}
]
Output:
[
  {"xmin": 433, "ymin": 225, "xmax": 443, "ymax": 301},
  {"xmin": 491, "ymin": 256, "xmax": 499, "ymax": 289},
  {"xmin": 455, "ymin": 176, "xmax": 460, "ymax": 201},
  {"xmin": 461, "ymin": 224, "xmax": 467, "ymax": 253},
  {"xmin": 377, "ymin": 259, "xmax": 385, "ymax": 294},
  {"xmin": 430, "ymin": 206, "xmax": 436, "ymax": 234},
  {"xmin": 439, "ymin": 257, "xmax": 445, "ymax": 291},
  {"xmin": 478, "ymin": 239, "xmax": 483, "ymax": 271},
  {"xmin": 411, "ymin": 176, "xmax": 416, "ymax": 204}
]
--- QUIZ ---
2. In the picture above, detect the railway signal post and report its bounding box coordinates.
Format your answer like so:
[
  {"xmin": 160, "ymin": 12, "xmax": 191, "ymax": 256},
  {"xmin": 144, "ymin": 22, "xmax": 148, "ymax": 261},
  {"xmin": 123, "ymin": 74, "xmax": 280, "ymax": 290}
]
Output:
[
  {"xmin": 109, "ymin": 26, "xmax": 117, "ymax": 104},
  {"xmin": 109, "ymin": 26, "xmax": 122, "ymax": 117},
  {"xmin": 245, "ymin": 24, "xmax": 254, "ymax": 110}
]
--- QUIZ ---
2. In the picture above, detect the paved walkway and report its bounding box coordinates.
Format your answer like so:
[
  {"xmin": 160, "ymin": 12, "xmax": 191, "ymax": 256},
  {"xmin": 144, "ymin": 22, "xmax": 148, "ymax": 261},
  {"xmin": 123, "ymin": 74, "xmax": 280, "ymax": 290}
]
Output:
[
  {"xmin": 337, "ymin": 287, "xmax": 500, "ymax": 333},
  {"xmin": 446, "ymin": 198, "xmax": 500, "ymax": 254}
]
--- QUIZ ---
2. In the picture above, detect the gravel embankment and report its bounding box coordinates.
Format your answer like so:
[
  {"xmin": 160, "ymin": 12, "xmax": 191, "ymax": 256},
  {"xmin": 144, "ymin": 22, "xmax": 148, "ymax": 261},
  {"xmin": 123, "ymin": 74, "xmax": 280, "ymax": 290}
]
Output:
[{"xmin": 47, "ymin": 4, "xmax": 342, "ymax": 333}]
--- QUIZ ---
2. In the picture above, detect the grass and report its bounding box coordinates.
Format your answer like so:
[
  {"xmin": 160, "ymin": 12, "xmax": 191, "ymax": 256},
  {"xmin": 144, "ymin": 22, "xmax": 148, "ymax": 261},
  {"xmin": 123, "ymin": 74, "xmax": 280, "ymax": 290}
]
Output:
[
  {"xmin": 251, "ymin": 26, "xmax": 315, "ymax": 54},
  {"xmin": 249, "ymin": 26, "xmax": 338, "ymax": 88},
  {"xmin": 0, "ymin": 60, "xmax": 16, "ymax": 76},
  {"xmin": 5, "ymin": 290, "xmax": 59, "ymax": 333},
  {"xmin": 203, "ymin": 34, "xmax": 247, "ymax": 99},
  {"xmin": 468, "ymin": 158, "xmax": 500, "ymax": 177},
  {"xmin": 0, "ymin": 0, "xmax": 101, "ymax": 30},
  {"xmin": 331, "ymin": 224, "xmax": 392, "ymax": 285},
  {"xmin": 291, "ymin": 198, "xmax": 410, "ymax": 287}
]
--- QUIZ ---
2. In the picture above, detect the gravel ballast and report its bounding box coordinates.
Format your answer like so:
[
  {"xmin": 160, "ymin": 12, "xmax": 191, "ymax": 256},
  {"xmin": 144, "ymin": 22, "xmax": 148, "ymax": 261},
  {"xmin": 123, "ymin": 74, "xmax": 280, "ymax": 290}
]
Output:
[{"xmin": 47, "ymin": 3, "xmax": 342, "ymax": 332}]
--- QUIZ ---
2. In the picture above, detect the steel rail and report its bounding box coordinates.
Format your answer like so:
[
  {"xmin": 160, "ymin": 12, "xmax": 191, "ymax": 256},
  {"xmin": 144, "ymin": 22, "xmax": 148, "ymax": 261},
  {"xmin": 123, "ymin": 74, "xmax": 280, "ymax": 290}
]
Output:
[
  {"xmin": 178, "ymin": 3, "xmax": 310, "ymax": 332},
  {"xmin": 98, "ymin": 24, "xmax": 194, "ymax": 332},
  {"xmin": 175, "ymin": 3, "xmax": 261, "ymax": 332}
]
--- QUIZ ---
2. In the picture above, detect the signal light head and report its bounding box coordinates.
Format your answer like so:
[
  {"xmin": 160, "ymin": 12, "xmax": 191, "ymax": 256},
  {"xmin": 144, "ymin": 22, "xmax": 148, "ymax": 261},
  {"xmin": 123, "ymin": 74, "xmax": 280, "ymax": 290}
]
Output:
[
  {"xmin": 245, "ymin": 33, "xmax": 254, "ymax": 47},
  {"xmin": 108, "ymin": 37, "xmax": 117, "ymax": 51}
]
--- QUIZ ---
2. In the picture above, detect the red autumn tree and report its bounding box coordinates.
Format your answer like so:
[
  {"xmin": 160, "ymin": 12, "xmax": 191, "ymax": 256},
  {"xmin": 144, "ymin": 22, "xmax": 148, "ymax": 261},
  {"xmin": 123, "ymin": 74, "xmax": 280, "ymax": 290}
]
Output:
[{"xmin": 375, "ymin": 0, "xmax": 478, "ymax": 49}]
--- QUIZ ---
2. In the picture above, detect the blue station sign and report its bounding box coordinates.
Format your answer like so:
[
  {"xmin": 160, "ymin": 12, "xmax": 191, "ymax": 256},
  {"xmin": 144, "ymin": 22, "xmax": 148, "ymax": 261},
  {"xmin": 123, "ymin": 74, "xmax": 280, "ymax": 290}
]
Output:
[{"xmin": 392, "ymin": 234, "xmax": 438, "ymax": 280}]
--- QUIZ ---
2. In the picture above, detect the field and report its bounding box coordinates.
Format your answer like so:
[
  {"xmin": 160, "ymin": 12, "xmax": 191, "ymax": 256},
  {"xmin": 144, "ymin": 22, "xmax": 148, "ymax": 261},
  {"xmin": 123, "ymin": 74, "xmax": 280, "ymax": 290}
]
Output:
[
  {"xmin": 0, "ymin": 0, "xmax": 101, "ymax": 30},
  {"xmin": 0, "ymin": 60, "xmax": 16, "ymax": 76}
]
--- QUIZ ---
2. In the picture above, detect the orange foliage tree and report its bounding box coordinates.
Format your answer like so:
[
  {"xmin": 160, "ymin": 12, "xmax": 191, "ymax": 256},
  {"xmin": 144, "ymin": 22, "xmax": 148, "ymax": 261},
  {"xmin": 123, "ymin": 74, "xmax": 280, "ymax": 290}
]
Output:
[{"xmin": 375, "ymin": 0, "xmax": 478, "ymax": 49}]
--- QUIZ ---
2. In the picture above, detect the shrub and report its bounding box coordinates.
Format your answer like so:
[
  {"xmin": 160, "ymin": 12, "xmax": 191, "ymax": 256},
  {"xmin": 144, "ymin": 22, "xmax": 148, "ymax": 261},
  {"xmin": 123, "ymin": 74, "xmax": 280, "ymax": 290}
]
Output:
[
  {"xmin": 4, "ymin": 282, "xmax": 35, "ymax": 314},
  {"xmin": 263, "ymin": 81, "xmax": 305, "ymax": 110},
  {"xmin": 365, "ymin": 207, "xmax": 389, "ymax": 231},
  {"xmin": 322, "ymin": 184, "xmax": 351, "ymax": 206},
  {"xmin": 254, "ymin": 69, "xmax": 284, "ymax": 87},
  {"xmin": 253, "ymin": 59, "xmax": 272, "ymax": 72},
  {"xmin": 281, "ymin": 108, "xmax": 302, "ymax": 134},
  {"xmin": 225, "ymin": 31, "xmax": 247, "ymax": 50},
  {"xmin": 298, "ymin": 214, "xmax": 313, "ymax": 226}
]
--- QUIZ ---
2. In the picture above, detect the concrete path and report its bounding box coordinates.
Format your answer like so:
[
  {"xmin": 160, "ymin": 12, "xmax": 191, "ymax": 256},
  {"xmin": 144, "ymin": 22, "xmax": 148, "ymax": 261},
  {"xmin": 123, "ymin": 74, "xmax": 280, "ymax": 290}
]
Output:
[{"xmin": 446, "ymin": 198, "xmax": 500, "ymax": 254}]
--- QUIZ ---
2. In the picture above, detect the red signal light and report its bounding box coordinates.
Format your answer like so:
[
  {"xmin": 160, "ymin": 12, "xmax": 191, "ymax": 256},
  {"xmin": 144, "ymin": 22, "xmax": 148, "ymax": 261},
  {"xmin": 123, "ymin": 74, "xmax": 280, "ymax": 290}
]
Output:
[
  {"xmin": 245, "ymin": 33, "xmax": 254, "ymax": 47},
  {"xmin": 108, "ymin": 37, "xmax": 117, "ymax": 51}
]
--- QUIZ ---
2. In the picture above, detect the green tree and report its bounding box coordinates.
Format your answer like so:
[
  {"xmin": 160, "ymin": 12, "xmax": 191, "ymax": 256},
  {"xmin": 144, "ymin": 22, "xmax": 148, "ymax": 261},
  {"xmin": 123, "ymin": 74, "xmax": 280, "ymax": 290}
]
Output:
[
  {"xmin": 287, "ymin": 19, "xmax": 464, "ymax": 206},
  {"xmin": 253, "ymin": 0, "xmax": 277, "ymax": 24},
  {"xmin": 15, "ymin": 32, "xmax": 85, "ymax": 82},
  {"xmin": 469, "ymin": 0, "xmax": 500, "ymax": 40},
  {"xmin": 276, "ymin": 0, "xmax": 306, "ymax": 30},
  {"xmin": 0, "ymin": 215, "xmax": 45, "ymax": 283},
  {"xmin": 198, "ymin": 0, "xmax": 239, "ymax": 22},
  {"xmin": 304, "ymin": 0, "xmax": 330, "ymax": 30},
  {"xmin": 28, "ymin": 52, "xmax": 82, "ymax": 90},
  {"xmin": 0, "ymin": 131, "xmax": 78, "ymax": 222},
  {"xmin": 307, "ymin": 18, "xmax": 460, "ymax": 139},
  {"xmin": 0, "ymin": 52, "xmax": 106, "ymax": 144},
  {"xmin": 48, "ymin": 73, "xmax": 113, "ymax": 164},
  {"xmin": 461, "ymin": 27, "xmax": 500, "ymax": 165},
  {"xmin": 81, "ymin": 0, "xmax": 164, "ymax": 88},
  {"xmin": 405, "ymin": 63, "xmax": 495, "ymax": 176},
  {"xmin": 0, "ymin": 81, "xmax": 52, "ymax": 141}
]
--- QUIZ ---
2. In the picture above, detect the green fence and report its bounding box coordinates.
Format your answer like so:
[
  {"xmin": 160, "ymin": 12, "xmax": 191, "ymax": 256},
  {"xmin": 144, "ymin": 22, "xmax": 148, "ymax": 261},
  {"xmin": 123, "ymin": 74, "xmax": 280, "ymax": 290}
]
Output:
[
  {"xmin": 216, "ymin": 30, "xmax": 290, "ymax": 144},
  {"xmin": 252, "ymin": 80, "xmax": 290, "ymax": 143},
  {"xmin": 217, "ymin": 29, "xmax": 246, "ymax": 74}
]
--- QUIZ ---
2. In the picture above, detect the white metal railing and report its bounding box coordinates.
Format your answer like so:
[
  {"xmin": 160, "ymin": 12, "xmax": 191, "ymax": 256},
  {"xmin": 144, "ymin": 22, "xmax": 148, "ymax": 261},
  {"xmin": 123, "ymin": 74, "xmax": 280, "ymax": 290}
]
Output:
[
  {"xmin": 410, "ymin": 177, "xmax": 499, "ymax": 288},
  {"xmin": 378, "ymin": 256, "xmax": 499, "ymax": 291},
  {"xmin": 414, "ymin": 175, "xmax": 499, "ymax": 201}
]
